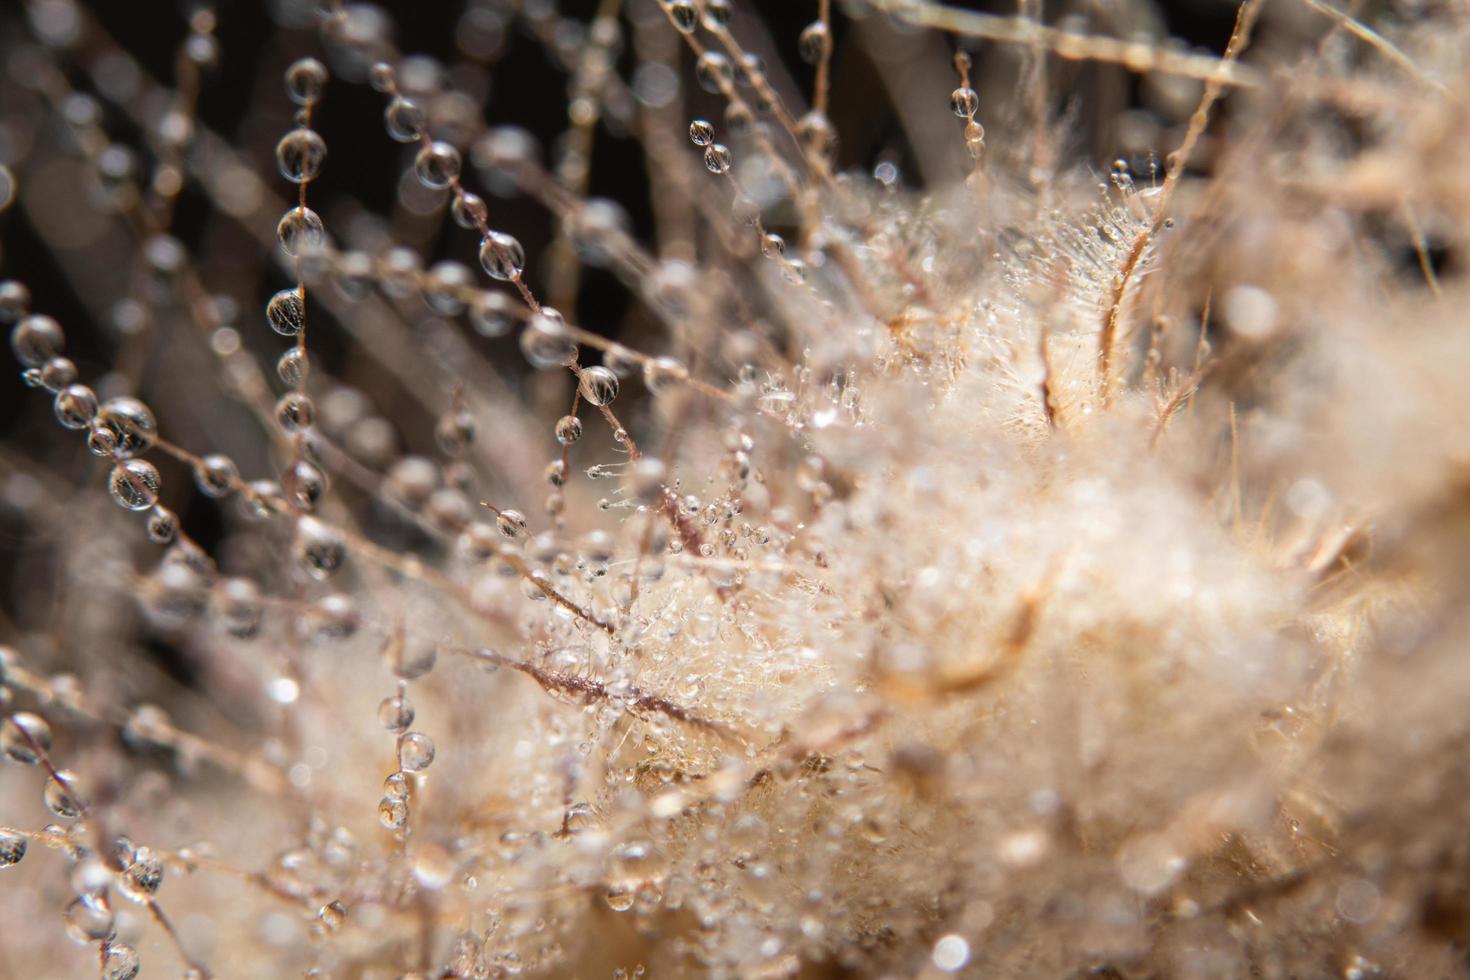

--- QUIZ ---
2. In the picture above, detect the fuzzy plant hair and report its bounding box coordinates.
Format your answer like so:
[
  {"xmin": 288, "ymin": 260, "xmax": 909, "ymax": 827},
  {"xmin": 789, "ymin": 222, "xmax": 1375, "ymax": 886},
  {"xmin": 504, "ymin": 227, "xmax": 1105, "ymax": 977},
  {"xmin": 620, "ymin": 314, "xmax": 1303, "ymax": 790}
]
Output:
[{"xmin": 0, "ymin": 0, "xmax": 1467, "ymax": 977}]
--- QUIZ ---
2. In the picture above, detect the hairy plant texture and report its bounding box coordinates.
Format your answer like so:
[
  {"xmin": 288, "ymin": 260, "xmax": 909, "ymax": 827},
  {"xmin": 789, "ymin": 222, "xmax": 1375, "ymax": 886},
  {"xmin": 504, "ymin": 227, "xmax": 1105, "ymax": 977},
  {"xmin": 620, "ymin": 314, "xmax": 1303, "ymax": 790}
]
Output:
[{"xmin": 0, "ymin": 0, "xmax": 1468, "ymax": 977}]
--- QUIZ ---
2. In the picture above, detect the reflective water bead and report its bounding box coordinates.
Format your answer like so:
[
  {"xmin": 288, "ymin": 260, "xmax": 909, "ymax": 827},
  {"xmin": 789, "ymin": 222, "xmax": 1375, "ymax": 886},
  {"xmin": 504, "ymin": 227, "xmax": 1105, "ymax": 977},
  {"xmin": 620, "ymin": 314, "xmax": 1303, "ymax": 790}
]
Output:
[
  {"xmin": 0, "ymin": 829, "xmax": 27, "ymax": 866},
  {"xmin": 469, "ymin": 290, "xmax": 515, "ymax": 337},
  {"xmin": 44, "ymin": 769, "xmax": 84, "ymax": 818},
  {"xmin": 333, "ymin": 250, "xmax": 374, "ymax": 299},
  {"xmin": 240, "ymin": 480, "xmax": 286, "ymax": 520},
  {"xmin": 798, "ymin": 21, "xmax": 831, "ymax": 64},
  {"xmin": 369, "ymin": 61, "xmax": 397, "ymax": 93},
  {"xmin": 545, "ymin": 459, "xmax": 566, "ymax": 486},
  {"xmin": 688, "ymin": 119, "xmax": 714, "ymax": 147},
  {"xmin": 451, "ymin": 191, "xmax": 489, "ymax": 230},
  {"xmin": 520, "ymin": 312, "xmax": 578, "ymax": 369},
  {"xmin": 194, "ymin": 454, "xmax": 238, "ymax": 497},
  {"xmin": 378, "ymin": 796, "xmax": 409, "ymax": 830},
  {"xmin": 724, "ymin": 102, "xmax": 753, "ymax": 135},
  {"xmin": 425, "ymin": 260, "xmax": 472, "ymax": 314},
  {"xmin": 479, "ymin": 231, "xmax": 525, "ymax": 281},
  {"xmin": 414, "ymin": 141, "xmax": 462, "ymax": 189},
  {"xmin": 797, "ymin": 111, "xmax": 836, "ymax": 157},
  {"xmin": 118, "ymin": 846, "xmax": 164, "ymax": 901},
  {"xmin": 86, "ymin": 424, "xmax": 119, "ymax": 458},
  {"xmin": 96, "ymin": 397, "xmax": 157, "ymax": 458},
  {"xmin": 554, "ymin": 415, "xmax": 583, "ymax": 445},
  {"xmin": 266, "ymin": 287, "xmax": 305, "ymax": 336},
  {"xmin": 277, "ymin": 347, "xmax": 309, "ymax": 386},
  {"xmin": 384, "ymin": 95, "xmax": 426, "ymax": 142},
  {"xmin": 760, "ymin": 233, "xmax": 785, "ymax": 258},
  {"xmin": 398, "ymin": 732, "xmax": 435, "ymax": 772},
  {"xmin": 471, "ymin": 126, "xmax": 540, "ymax": 195},
  {"xmin": 695, "ymin": 52, "xmax": 733, "ymax": 94},
  {"xmin": 573, "ymin": 198, "xmax": 630, "ymax": 266},
  {"xmin": 380, "ymin": 247, "xmax": 423, "ymax": 299},
  {"xmin": 643, "ymin": 356, "xmax": 688, "ymax": 395},
  {"xmin": 667, "ymin": 0, "xmax": 698, "ymax": 32},
  {"xmin": 496, "ymin": 508, "xmax": 528, "ymax": 539},
  {"xmin": 435, "ymin": 409, "xmax": 476, "ymax": 455},
  {"xmin": 215, "ymin": 577, "xmax": 263, "ymax": 637},
  {"xmin": 701, "ymin": 0, "xmax": 732, "ymax": 28},
  {"xmin": 10, "ymin": 314, "xmax": 64, "ymax": 368},
  {"xmin": 294, "ymin": 517, "xmax": 345, "ymax": 579},
  {"xmin": 109, "ymin": 459, "xmax": 161, "ymax": 511},
  {"xmin": 0, "ymin": 280, "xmax": 30, "ymax": 323},
  {"xmin": 54, "ymin": 384, "xmax": 98, "ymax": 429},
  {"xmin": 275, "ymin": 392, "xmax": 315, "ymax": 433},
  {"xmin": 384, "ymin": 635, "xmax": 437, "ymax": 680},
  {"xmin": 317, "ymin": 899, "xmax": 347, "ymax": 934},
  {"xmin": 38, "ymin": 356, "xmax": 75, "ymax": 392},
  {"xmin": 304, "ymin": 593, "xmax": 357, "ymax": 643},
  {"xmin": 964, "ymin": 120, "xmax": 985, "ymax": 157},
  {"xmin": 285, "ymin": 57, "xmax": 328, "ymax": 105},
  {"xmin": 276, "ymin": 127, "xmax": 326, "ymax": 183},
  {"xmin": 578, "ymin": 365, "xmax": 619, "ymax": 406},
  {"xmin": 950, "ymin": 86, "xmax": 979, "ymax": 118},
  {"xmin": 703, "ymin": 143, "xmax": 732, "ymax": 174},
  {"xmin": 596, "ymin": 346, "xmax": 637, "ymax": 380},
  {"xmin": 378, "ymin": 695, "xmax": 415, "ymax": 732},
  {"xmin": 384, "ymin": 771, "xmax": 410, "ymax": 801},
  {"xmin": 284, "ymin": 459, "xmax": 328, "ymax": 510},
  {"xmin": 64, "ymin": 894, "xmax": 114, "ymax": 943},
  {"xmin": 276, "ymin": 206, "xmax": 325, "ymax": 256},
  {"xmin": 102, "ymin": 943, "xmax": 140, "ymax": 980},
  {"xmin": 145, "ymin": 506, "xmax": 177, "ymax": 544}
]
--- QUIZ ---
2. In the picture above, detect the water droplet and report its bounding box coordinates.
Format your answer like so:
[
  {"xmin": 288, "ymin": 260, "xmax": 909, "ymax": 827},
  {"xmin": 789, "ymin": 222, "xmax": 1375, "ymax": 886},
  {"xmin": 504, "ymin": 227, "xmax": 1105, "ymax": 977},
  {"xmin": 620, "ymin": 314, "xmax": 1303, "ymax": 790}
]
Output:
[
  {"xmin": 479, "ymin": 231, "xmax": 525, "ymax": 281},
  {"xmin": 266, "ymin": 288, "xmax": 305, "ymax": 336},
  {"xmin": 44, "ymin": 769, "xmax": 85, "ymax": 818},
  {"xmin": 275, "ymin": 391, "xmax": 315, "ymax": 433},
  {"xmin": 102, "ymin": 943, "xmax": 140, "ymax": 980},
  {"xmin": 643, "ymin": 356, "xmax": 688, "ymax": 395},
  {"xmin": 285, "ymin": 57, "xmax": 328, "ymax": 105},
  {"xmin": 578, "ymin": 366, "xmax": 619, "ymax": 406},
  {"xmin": 316, "ymin": 899, "xmax": 347, "ymax": 934},
  {"xmin": 117, "ymin": 847, "xmax": 163, "ymax": 901},
  {"xmin": 398, "ymin": 732, "xmax": 435, "ymax": 772},
  {"xmin": 95, "ymin": 397, "xmax": 158, "ymax": 457},
  {"xmin": 145, "ymin": 506, "xmax": 177, "ymax": 544},
  {"xmin": 520, "ymin": 312, "xmax": 578, "ymax": 369},
  {"xmin": 667, "ymin": 0, "xmax": 698, "ymax": 33},
  {"xmin": 10, "ymin": 314, "xmax": 64, "ymax": 368},
  {"xmin": 0, "ymin": 829, "xmax": 27, "ymax": 866},
  {"xmin": 469, "ymin": 290, "xmax": 515, "ymax": 337},
  {"xmin": 109, "ymin": 459, "xmax": 161, "ymax": 511},
  {"xmin": 703, "ymin": 144, "xmax": 732, "ymax": 175},
  {"xmin": 276, "ymin": 127, "xmax": 326, "ymax": 184},
  {"xmin": 64, "ymin": 894, "xmax": 114, "ymax": 943},
  {"xmin": 378, "ymin": 695, "xmax": 415, "ymax": 732},
  {"xmin": 54, "ymin": 384, "xmax": 98, "ymax": 429},
  {"xmin": 415, "ymin": 141, "xmax": 462, "ymax": 189},
  {"xmin": 950, "ymin": 86, "xmax": 979, "ymax": 117},
  {"xmin": 798, "ymin": 21, "xmax": 831, "ymax": 64},
  {"xmin": 688, "ymin": 119, "xmax": 714, "ymax": 147},
  {"xmin": 294, "ymin": 516, "xmax": 345, "ymax": 579},
  {"xmin": 276, "ymin": 206, "xmax": 325, "ymax": 256},
  {"xmin": 384, "ymin": 96, "xmax": 427, "ymax": 142},
  {"xmin": 554, "ymin": 415, "xmax": 583, "ymax": 445}
]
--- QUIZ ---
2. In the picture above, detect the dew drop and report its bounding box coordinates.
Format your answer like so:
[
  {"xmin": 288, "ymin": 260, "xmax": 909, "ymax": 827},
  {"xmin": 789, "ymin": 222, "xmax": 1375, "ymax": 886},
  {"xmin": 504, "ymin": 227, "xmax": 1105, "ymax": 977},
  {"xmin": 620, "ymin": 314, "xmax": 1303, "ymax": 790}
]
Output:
[
  {"xmin": 398, "ymin": 732, "xmax": 435, "ymax": 772},
  {"xmin": 109, "ymin": 459, "xmax": 161, "ymax": 511},
  {"xmin": 276, "ymin": 128, "xmax": 326, "ymax": 184}
]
